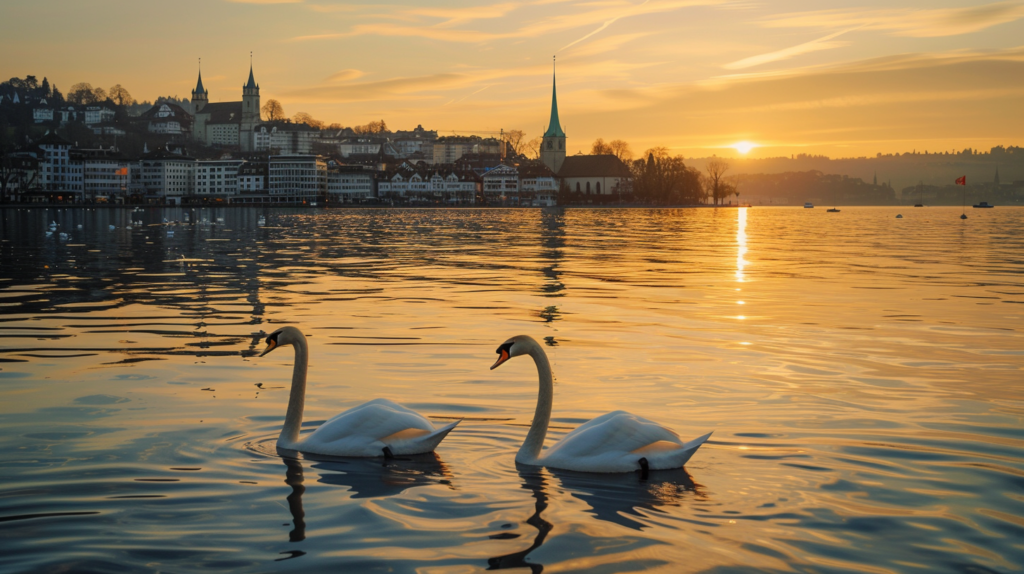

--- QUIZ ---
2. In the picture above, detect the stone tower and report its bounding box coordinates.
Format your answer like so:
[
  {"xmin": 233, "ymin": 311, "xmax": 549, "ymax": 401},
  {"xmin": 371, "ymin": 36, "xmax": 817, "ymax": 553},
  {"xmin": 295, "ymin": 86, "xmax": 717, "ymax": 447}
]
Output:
[
  {"xmin": 540, "ymin": 57, "xmax": 566, "ymax": 174},
  {"xmin": 240, "ymin": 58, "xmax": 261, "ymax": 152}
]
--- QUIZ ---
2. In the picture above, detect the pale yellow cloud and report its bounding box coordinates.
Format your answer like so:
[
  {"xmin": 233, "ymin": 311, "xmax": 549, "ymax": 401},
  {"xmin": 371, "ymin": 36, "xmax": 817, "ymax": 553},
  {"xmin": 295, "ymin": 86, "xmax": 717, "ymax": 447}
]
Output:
[
  {"xmin": 323, "ymin": 69, "xmax": 365, "ymax": 82},
  {"xmin": 763, "ymin": 1, "xmax": 1024, "ymax": 38}
]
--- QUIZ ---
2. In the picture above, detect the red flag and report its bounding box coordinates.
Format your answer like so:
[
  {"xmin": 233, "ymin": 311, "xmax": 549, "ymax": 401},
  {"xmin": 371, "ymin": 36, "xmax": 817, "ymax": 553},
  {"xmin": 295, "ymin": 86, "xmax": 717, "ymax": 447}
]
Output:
[{"xmin": 955, "ymin": 176, "xmax": 966, "ymax": 185}]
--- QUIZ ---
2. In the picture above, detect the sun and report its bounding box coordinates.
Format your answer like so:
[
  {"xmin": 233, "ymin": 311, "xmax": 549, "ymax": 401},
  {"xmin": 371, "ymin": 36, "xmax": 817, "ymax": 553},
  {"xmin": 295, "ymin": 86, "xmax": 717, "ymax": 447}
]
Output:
[{"xmin": 732, "ymin": 141, "xmax": 757, "ymax": 154}]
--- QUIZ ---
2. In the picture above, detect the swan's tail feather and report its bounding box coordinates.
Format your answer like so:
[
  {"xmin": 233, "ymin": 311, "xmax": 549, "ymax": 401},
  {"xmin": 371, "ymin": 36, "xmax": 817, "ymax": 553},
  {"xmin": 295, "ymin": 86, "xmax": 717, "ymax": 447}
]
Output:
[
  {"xmin": 650, "ymin": 431, "xmax": 712, "ymax": 470},
  {"xmin": 388, "ymin": 420, "xmax": 460, "ymax": 456}
]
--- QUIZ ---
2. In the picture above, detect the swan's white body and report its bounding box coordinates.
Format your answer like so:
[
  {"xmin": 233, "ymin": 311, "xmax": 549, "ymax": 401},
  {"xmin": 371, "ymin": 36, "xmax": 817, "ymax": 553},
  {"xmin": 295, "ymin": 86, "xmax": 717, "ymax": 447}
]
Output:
[
  {"xmin": 494, "ymin": 335, "xmax": 711, "ymax": 473},
  {"xmin": 264, "ymin": 327, "xmax": 458, "ymax": 457}
]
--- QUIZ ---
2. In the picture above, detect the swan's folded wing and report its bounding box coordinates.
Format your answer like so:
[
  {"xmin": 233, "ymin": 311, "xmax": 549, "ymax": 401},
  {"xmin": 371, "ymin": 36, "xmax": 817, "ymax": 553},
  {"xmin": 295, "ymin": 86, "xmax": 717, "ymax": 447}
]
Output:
[
  {"xmin": 546, "ymin": 411, "xmax": 683, "ymax": 460},
  {"xmin": 309, "ymin": 400, "xmax": 437, "ymax": 445}
]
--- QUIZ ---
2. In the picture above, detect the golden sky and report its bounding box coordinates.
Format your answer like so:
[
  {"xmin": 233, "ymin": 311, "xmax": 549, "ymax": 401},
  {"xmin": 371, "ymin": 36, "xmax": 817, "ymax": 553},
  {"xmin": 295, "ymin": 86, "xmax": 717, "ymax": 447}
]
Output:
[{"xmin": 2, "ymin": 0, "xmax": 1023, "ymax": 158}]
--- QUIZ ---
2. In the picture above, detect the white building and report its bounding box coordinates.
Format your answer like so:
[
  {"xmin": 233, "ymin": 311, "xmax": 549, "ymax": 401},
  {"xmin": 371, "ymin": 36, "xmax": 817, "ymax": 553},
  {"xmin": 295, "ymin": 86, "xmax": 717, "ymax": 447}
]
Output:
[
  {"xmin": 33, "ymin": 106, "xmax": 53, "ymax": 123},
  {"xmin": 336, "ymin": 137, "xmax": 383, "ymax": 157},
  {"xmin": 557, "ymin": 155, "xmax": 632, "ymax": 198},
  {"xmin": 519, "ymin": 164, "xmax": 558, "ymax": 206},
  {"xmin": 138, "ymin": 103, "xmax": 191, "ymax": 136},
  {"xmin": 80, "ymin": 149, "xmax": 130, "ymax": 202},
  {"xmin": 36, "ymin": 133, "xmax": 83, "ymax": 201},
  {"xmin": 83, "ymin": 106, "xmax": 116, "ymax": 126},
  {"xmin": 191, "ymin": 64, "xmax": 261, "ymax": 150},
  {"xmin": 195, "ymin": 159, "xmax": 244, "ymax": 201},
  {"xmin": 138, "ymin": 150, "xmax": 196, "ymax": 205},
  {"xmin": 481, "ymin": 164, "xmax": 519, "ymax": 202},
  {"xmin": 268, "ymin": 155, "xmax": 326, "ymax": 203}
]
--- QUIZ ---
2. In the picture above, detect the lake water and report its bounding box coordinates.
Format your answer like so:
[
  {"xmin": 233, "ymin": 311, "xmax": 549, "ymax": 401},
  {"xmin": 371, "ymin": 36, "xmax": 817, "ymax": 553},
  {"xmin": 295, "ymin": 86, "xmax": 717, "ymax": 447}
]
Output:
[{"xmin": 1, "ymin": 206, "xmax": 1022, "ymax": 573}]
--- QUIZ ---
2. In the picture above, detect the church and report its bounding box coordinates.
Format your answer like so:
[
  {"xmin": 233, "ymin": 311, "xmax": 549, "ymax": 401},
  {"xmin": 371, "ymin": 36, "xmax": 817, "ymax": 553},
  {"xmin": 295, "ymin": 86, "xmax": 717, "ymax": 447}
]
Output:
[{"xmin": 191, "ymin": 62, "xmax": 261, "ymax": 151}]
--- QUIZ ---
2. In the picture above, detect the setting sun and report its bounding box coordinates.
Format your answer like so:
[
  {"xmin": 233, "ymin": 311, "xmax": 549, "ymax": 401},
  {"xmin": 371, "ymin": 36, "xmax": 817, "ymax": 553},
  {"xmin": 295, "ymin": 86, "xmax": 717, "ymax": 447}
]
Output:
[{"xmin": 732, "ymin": 141, "xmax": 757, "ymax": 154}]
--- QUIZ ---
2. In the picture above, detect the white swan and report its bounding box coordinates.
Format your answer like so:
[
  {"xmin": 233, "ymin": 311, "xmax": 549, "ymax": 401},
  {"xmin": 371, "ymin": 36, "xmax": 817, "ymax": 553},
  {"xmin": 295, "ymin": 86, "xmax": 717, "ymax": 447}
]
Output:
[
  {"xmin": 260, "ymin": 326, "xmax": 458, "ymax": 457},
  {"xmin": 491, "ymin": 335, "xmax": 712, "ymax": 473}
]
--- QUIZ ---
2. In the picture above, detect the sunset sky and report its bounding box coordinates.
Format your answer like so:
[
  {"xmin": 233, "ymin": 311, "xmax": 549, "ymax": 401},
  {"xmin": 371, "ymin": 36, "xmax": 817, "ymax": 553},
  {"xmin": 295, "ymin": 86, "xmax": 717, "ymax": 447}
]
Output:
[{"xmin": 2, "ymin": 0, "xmax": 1023, "ymax": 158}]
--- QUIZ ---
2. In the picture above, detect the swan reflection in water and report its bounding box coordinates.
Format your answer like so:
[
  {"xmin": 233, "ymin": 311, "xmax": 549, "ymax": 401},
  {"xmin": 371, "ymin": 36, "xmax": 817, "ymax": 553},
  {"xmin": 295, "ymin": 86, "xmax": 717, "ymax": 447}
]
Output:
[
  {"xmin": 488, "ymin": 465, "xmax": 704, "ymax": 571},
  {"xmin": 278, "ymin": 447, "xmax": 453, "ymax": 543}
]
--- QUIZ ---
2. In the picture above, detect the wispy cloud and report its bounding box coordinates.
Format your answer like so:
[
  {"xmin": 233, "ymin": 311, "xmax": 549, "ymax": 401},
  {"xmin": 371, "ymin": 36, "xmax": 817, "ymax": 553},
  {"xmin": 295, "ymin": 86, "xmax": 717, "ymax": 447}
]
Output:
[
  {"xmin": 763, "ymin": 1, "xmax": 1024, "ymax": 38},
  {"xmin": 288, "ymin": 0, "xmax": 721, "ymax": 48},
  {"xmin": 724, "ymin": 28, "xmax": 855, "ymax": 70},
  {"xmin": 323, "ymin": 69, "xmax": 364, "ymax": 82}
]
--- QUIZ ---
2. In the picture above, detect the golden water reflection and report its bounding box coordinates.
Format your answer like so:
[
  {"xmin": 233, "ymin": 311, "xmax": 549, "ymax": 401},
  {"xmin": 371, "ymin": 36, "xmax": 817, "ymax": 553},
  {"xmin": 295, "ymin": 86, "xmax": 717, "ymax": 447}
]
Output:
[{"xmin": 1, "ymin": 206, "xmax": 1023, "ymax": 572}]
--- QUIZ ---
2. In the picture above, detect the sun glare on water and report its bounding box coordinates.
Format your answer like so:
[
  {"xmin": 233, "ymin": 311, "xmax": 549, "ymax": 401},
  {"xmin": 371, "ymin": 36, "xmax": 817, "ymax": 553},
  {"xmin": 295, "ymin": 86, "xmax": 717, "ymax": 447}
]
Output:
[{"xmin": 732, "ymin": 141, "xmax": 757, "ymax": 154}]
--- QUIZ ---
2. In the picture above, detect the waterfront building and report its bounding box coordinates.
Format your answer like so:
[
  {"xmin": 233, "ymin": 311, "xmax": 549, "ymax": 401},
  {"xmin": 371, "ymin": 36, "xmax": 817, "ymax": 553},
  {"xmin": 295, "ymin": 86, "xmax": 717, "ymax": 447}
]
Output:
[
  {"xmin": 268, "ymin": 155, "xmax": 326, "ymax": 204},
  {"xmin": 540, "ymin": 60, "xmax": 566, "ymax": 174},
  {"xmin": 558, "ymin": 154, "xmax": 632, "ymax": 197},
  {"xmin": 194, "ymin": 158, "xmax": 244, "ymax": 202},
  {"xmin": 79, "ymin": 147, "xmax": 130, "ymax": 203},
  {"xmin": 138, "ymin": 149, "xmax": 195, "ymax": 205},
  {"xmin": 482, "ymin": 164, "xmax": 520, "ymax": 203},
  {"xmin": 35, "ymin": 132, "xmax": 83, "ymax": 202},
  {"xmin": 519, "ymin": 162, "xmax": 558, "ymax": 206},
  {"xmin": 325, "ymin": 164, "xmax": 374, "ymax": 203},
  {"xmin": 237, "ymin": 159, "xmax": 268, "ymax": 194},
  {"xmin": 192, "ymin": 62, "xmax": 261, "ymax": 151}
]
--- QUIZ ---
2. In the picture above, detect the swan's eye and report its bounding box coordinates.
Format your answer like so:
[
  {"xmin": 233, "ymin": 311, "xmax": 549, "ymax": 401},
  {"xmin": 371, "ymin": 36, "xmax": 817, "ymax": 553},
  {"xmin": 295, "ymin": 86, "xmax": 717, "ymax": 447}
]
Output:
[
  {"xmin": 495, "ymin": 342, "xmax": 513, "ymax": 355},
  {"xmin": 266, "ymin": 332, "xmax": 279, "ymax": 345}
]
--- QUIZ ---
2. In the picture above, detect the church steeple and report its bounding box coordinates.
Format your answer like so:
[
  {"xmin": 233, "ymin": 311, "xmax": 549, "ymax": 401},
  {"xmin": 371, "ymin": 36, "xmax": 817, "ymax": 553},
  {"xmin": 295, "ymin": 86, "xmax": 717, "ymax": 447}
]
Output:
[
  {"xmin": 192, "ymin": 58, "xmax": 208, "ymax": 113},
  {"xmin": 540, "ymin": 56, "xmax": 567, "ymax": 174},
  {"xmin": 240, "ymin": 52, "xmax": 261, "ymax": 152},
  {"xmin": 543, "ymin": 57, "xmax": 565, "ymax": 138}
]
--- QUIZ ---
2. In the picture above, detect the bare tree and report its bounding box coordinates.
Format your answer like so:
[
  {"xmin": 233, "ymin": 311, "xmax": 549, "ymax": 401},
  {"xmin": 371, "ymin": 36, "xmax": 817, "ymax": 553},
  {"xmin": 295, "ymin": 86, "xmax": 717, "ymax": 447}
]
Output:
[
  {"xmin": 608, "ymin": 139, "xmax": 633, "ymax": 161},
  {"xmin": 591, "ymin": 138, "xmax": 613, "ymax": 155},
  {"xmin": 644, "ymin": 146, "xmax": 669, "ymax": 159},
  {"xmin": 504, "ymin": 129, "xmax": 528, "ymax": 155},
  {"xmin": 353, "ymin": 120, "xmax": 389, "ymax": 134},
  {"xmin": 108, "ymin": 84, "xmax": 135, "ymax": 107},
  {"xmin": 293, "ymin": 112, "xmax": 324, "ymax": 129},
  {"xmin": 524, "ymin": 136, "xmax": 542, "ymax": 159},
  {"xmin": 68, "ymin": 82, "xmax": 97, "ymax": 105},
  {"xmin": 705, "ymin": 157, "xmax": 730, "ymax": 205},
  {"xmin": 262, "ymin": 99, "xmax": 285, "ymax": 121}
]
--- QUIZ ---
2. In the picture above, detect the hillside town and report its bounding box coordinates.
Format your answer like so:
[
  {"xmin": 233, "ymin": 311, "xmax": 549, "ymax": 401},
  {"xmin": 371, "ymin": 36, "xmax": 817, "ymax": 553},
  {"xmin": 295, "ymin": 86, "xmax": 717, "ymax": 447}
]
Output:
[{"xmin": 0, "ymin": 63, "xmax": 635, "ymax": 207}]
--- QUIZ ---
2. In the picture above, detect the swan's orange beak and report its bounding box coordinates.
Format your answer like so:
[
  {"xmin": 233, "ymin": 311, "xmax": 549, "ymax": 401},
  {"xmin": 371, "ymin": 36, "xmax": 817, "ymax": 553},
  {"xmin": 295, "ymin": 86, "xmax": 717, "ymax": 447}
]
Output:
[
  {"xmin": 259, "ymin": 339, "xmax": 277, "ymax": 357},
  {"xmin": 491, "ymin": 348, "xmax": 510, "ymax": 370}
]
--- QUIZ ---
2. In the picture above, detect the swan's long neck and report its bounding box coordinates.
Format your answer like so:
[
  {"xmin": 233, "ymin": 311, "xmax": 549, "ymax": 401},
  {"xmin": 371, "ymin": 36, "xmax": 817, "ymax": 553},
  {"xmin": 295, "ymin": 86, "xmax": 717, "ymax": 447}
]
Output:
[
  {"xmin": 518, "ymin": 340, "xmax": 553, "ymax": 463},
  {"xmin": 279, "ymin": 337, "xmax": 308, "ymax": 446}
]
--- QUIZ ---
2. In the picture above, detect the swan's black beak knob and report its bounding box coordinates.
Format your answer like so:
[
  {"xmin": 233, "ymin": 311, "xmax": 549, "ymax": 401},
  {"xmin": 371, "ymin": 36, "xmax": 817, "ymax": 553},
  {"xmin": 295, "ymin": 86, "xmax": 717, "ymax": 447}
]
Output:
[
  {"xmin": 260, "ymin": 339, "xmax": 278, "ymax": 357},
  {"xmin": 491, "ymin": 342, "xmax": 513, "ymax": 370}
]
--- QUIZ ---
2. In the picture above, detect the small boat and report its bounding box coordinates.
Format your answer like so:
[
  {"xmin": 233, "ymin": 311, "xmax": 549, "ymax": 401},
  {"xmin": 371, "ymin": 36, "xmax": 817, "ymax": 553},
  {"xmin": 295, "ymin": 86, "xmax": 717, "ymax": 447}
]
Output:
[
  {"xmin": 914, "ymin": 204, "xmax": 924, "ymax": 207},
  {"xmin": 896, "ymin": 214, "xmax": 903, "ymax": 219},
  {"xmin": 804, "ymin": 202, "xmax": 814, "ymax": 208},
  {"xmin": 827, "ymin": 208, "xmax": 840, "ymax": 213},
  {"xmin": 973, "ymin": 202, "xmax": 994, "ymax": 208}
]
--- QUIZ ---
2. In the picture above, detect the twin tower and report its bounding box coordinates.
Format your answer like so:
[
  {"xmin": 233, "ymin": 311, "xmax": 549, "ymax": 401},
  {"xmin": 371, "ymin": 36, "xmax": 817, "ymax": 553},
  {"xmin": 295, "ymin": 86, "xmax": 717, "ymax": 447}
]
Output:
[{"xmin": 190, "ymin": 60, "xmax": 261, "ymax": 151}]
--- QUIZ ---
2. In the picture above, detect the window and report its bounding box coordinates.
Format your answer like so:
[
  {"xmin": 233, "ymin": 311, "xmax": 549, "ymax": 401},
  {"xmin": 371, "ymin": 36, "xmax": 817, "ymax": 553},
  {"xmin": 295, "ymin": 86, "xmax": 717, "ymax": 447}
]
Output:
[
  {"xmin": 586, "ymin": 182, "xmax": 591, "ymax": 194},
  {"xmin": 575, "ymin": 182, "xmax": 580, "ymax": 192},
  {"xmin": 547, "ymin": 140, "xmax": 553, "ymax": 150},
  {"xmin": 596, "ymin": 182, "xmax": 601, "ymax": 193}
]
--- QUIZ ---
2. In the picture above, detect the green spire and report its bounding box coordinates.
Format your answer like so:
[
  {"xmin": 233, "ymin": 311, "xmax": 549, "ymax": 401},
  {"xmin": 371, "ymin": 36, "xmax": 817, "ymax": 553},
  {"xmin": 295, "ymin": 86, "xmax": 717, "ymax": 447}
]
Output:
[{"xmin": 543, "ymin": 56, "xmax": 564, "ymax": 138}]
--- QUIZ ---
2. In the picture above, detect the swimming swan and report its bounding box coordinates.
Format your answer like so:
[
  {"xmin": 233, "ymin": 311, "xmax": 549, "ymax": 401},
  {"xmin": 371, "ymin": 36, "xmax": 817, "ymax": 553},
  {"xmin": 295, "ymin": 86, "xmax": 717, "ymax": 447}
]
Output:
[
  {"xmin": 260, "ymin": 326, "xmax": 458, "ymax": 457},
  {"xmin": 491, "ymin": 335, "xmax": 711, "ymax": 473}
]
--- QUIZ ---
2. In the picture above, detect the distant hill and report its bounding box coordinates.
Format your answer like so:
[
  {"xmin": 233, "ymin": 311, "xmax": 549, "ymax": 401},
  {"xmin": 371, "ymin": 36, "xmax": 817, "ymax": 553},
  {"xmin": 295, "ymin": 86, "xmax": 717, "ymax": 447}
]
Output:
[{"xmin": 686, "ymin": 147, "xmax": 1023, "ymax": 199}]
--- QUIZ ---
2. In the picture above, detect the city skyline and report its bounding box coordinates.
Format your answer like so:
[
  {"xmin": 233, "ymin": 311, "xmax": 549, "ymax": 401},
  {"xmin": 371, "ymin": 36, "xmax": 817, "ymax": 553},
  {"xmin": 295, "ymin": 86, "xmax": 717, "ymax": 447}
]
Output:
[{"xmin": 2, "ymin": 0, "xmax": 1023, "ymax": 158}]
